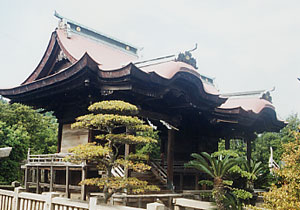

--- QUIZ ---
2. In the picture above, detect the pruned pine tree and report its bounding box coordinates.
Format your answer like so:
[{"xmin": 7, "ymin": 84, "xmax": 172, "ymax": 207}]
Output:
[{"xmin": 65, "ymin": 100, "xmax": 159, "ymax": 203}]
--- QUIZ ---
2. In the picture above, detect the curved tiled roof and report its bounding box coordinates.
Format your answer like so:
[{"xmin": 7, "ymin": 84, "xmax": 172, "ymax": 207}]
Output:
[
  {"xmin": 140, "ymin": 60, "xmax": 219, "ymax": 95},
  {"xmin": 219, "ymin": 97, "xmax": 275, "ymax": 114},
  {"xmin": 0, "ymin": 52, "xmax": 224, "ymax": 109},
  {"xmin": 56, "ymin": 28, "xmax": 138, "ymax": 70}
]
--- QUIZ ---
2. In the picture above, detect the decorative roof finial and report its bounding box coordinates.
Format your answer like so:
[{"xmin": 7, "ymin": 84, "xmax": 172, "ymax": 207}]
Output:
[{"xmin": 175, "ymin": 43, "xmax": 198, "ymax": 69}]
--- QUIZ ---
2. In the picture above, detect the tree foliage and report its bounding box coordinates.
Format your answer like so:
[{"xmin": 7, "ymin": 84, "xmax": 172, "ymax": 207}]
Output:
[
  {"xmin": 248, "ymin": 131, "xmax": 300, "ymax": 210},
  {"xmin": 259, "ymin": 131, "xmax": 300, "ymax": 209},
  {"xmin": 0, "ymin": 101, "xmax": 57, "ymax": 183},
  {"xmin": 136, "ymin": 130, "xmax": 161, "ymax": 159},
  {"xmin": 65, "ymin": 100, "xmax": 160, "ymax": 203},
  {"xmin": 252, "ymin": 114, "xmax": 299, "ymax": 166}
]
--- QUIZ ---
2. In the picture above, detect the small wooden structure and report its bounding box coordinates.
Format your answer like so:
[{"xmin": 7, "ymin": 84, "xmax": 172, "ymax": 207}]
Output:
[
  {"xmin": 0, "ymin": 12, "xmax": 285, "ymax": 194},
  {"xmin": 22, "ymin": 151, "xmax": 92, "ymax": 200}
]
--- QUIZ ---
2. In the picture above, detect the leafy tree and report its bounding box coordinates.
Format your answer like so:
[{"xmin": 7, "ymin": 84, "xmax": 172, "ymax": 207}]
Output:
[
  {"xmin": 65, "ymin": 100, "xmax": 159, "ymax": 203},
  {"xmin": 248, "ymin": 131, "xmax": 300, "ymax": 210},
  {"xmin": 217, "ymin": 115, "xmax": 296, "ymax": 189},
  {"xmin": 0, "ymin": 121, "xmax": 29, "ymax": 183},
  {"xmin": 252, "ymin": 114, "xmax": 299, "ymax": 166},
  {"xmin": 136, "ymin": 130, "xmax": 161, "ymax": 159},
  {"xmin": 0, "ymin": 101, "xmax": 58, "ymax": 183}
]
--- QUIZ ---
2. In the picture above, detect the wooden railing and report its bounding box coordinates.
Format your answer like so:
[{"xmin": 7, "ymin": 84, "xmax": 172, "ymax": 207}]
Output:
[
  {"xmin": 25, "ymin": 152, "xmax": 86, "ymax": 167},
  {"xmin": 26, "ymin": 151, "xmax": 125, "ymax": 177},
  {"xmin": 153, "ymin": 159, "xmax": 199, "ymax": 173},
  {"xmin": 28, "ymin": 153, "xmax": 67, "ymax": 163},
  {"xmin": 0, "ymin": 188, "xmax": 46, "ymax": 210},
  {"xmin": 149, "ymin": 160, "xmax": 167, "ymax": 184},
  {"xmin": 0, "ymin": 187, "xmax": 216, "ymax": 210},
  {"xmin": 0, "ymin": 187, "xmax": 150, "ymax": 210},
  {"xmin": 0, "ymin": 188, "xmax": 14, "ymax": 210},
  {"xmin": 111, "ymin": 165, "xmax": 125, "ymax": 178},
  {"xmin": 173, "ymin": 198, "xmax": 215, "ymax": 210}
]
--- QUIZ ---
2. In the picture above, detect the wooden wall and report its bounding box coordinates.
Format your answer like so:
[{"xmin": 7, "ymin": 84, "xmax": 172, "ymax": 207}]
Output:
[{"xmin": 60, "ymin": 124, "xmax": 88, "ymax": 153}]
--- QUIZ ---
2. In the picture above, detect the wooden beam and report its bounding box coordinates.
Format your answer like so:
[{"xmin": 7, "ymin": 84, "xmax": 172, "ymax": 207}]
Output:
[
  {"xmin": 138, "ymin": 110, "xmax": 181, "ymax": 127},
  {"xmin": 167, "ymin": 129, "xmax": 175, "ymax": 191}
]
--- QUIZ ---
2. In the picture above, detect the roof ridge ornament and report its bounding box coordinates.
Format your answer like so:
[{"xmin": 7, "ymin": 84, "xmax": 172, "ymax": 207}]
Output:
[
  {"xmin": 221, "ymin": 87, "xmax": 275, "ymax": 103},
  {"xmin": 57, "ymin": 16, "xmax": 72, "ymax": 39},
  {"xmin": 259, "ymin": 87, "xmax": 275, "ymax": 103},
  {"xmin": 175, "ymin": 44, "xmax": 198, "ymax": 69},
  {"xmin": 57, "ymin": 50, "xmax": 67, "ymax": 61}
]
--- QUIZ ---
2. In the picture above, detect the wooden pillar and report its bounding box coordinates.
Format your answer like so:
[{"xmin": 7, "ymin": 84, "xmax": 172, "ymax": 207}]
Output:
[
  {"xmin": 41, "ymin": 169, "xmax": 44, "ymax": 183},
  {"xmin": 65, "ymin": 166, "xmax": 70, "ymax": 198},
  {"xmin": 32, "ymin": 168, "xmax": 36, "ymax": 184},
  {"xmin": 195, "ymin": 174, "xmax": 199, "ymax": 190},
  {"xmin": 138, "ymin": 198, "xmax": 142, "ymax": 208},
  {"xmin": 225, "ymin": 138, "xmax": 230, "ymax": 150},
  {"xmin": 44, "ymin": 169, "xmax": 49, "ymax": 183},
  {"xmin": 50, "ymin": 166, "xmax": 54, "ymax": 192},
  {"xmin": 179, "ymin": 174, "xmax": 183, "ymax": 191},
  {"xmin": 124, "ymin": 144, "xmax": 130, "ymax": 178},
  {"xmin": 24, "ymin": 166, "xmax": 29, "ymax": 192},
  {"xmin": 81, "ymin": 165, "xmax": 87, "ymax": 200},
  {"xmin": 88, "ymin": 129, "xmax": 93, "ymax": 143},
  {"xmin": 246, "ymin": 137, "xmax": 252, "ymax": 163},
  {"xmin": 160, "ymin": 132, "xmax": 166, "ymax": 167},
  {"xmin": 130, "ymin": 144, "xmax": 136, "ymax": 154},
  {"xmin": 57, "ymin": 123, "xmax": 63, "ymax": 153},
  {"xmin": 36, "ymin": 167, "xmax": 40, "ymax": 194},
  {"xmin": 167, "ymin": 129, "xmax": 175, "ymax": 190}
]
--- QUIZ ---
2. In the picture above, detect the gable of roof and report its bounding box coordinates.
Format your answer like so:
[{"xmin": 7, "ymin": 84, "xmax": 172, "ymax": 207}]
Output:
[
  {"xmin": 22, "ymin": 12, "xmax": 139, "ymax": 85},
  {"xmin": 54, "ymin": 11, "xmax": 139, "ymax": 57}
]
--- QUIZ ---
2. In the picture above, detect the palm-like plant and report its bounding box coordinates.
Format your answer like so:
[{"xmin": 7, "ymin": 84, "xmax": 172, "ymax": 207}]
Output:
[
  {"xmin": 223, "ymin": 193, "xmax": 243, "ymax": 210},
  {"xmin": 242, "ymin": 159, "xmax": 263, "ymax": 191},
  {"xmin": 185, "ymin": 152, "xmax": 242, "ymax": 210}
]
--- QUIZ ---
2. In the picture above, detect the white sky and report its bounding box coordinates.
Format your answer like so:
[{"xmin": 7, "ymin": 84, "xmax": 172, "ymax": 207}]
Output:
[{"xmin": 0, "ymin": 0, "xmax": 299, "ymax": 119}]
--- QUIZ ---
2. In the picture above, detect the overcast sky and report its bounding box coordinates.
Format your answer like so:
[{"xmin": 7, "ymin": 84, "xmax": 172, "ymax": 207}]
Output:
[{"xmin": 0, "ymin": 0, "xmax": 299, "ymax": 119}]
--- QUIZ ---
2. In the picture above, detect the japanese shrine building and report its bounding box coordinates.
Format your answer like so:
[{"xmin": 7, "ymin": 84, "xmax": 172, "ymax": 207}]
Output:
[{"xmin": 0, "ymin": 13, "xmax": 284, "ymax": 196}]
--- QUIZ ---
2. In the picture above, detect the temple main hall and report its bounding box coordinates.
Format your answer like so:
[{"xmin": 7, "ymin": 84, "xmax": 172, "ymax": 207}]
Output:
[{"xmin": 0, "ymin": 13, "xmax": 284, "ymax": 198}]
